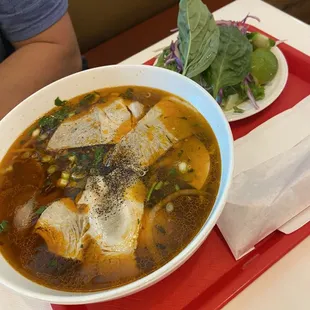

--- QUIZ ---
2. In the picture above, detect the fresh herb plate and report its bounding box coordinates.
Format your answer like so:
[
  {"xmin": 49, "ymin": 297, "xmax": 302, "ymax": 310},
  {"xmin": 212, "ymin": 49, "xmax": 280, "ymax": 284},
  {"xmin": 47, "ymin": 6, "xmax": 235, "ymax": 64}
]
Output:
[{"xmin": 225, "ymin": 46, "xmax": 288, "ymax": 122}]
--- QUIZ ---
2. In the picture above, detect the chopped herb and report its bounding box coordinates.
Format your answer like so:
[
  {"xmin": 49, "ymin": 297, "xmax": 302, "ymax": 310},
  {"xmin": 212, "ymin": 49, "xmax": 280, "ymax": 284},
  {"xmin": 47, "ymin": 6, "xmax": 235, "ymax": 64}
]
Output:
[
  {"xmin": 233, "ymin": 106, "xmax": 245, "ymax": 114},
  {"xmin": 38, "ymin": 106, "xmax": 71, "ymax": 129},
  {"xmin": 177, "ymin": 150, "xmax": 184, "ymax": 158},
  {"xmin": 54, "ymin": 97, "xmax": 66, "ymax": 107},
  {"xmin": 168, "ymin": 167, "xmax": 177, "ymax": 176},
  {"xmin": 155, "ymin": 181, "xmax": 164, "ymax": 190},
  {"xmin": 49, "ymin": 259, "xmax": 57, "ymax": 267},
  {"xmin": 19, "ymin": 139, "xmax": 26, "ymax": 145},
  {"xmin": 97, "ymin": 97, "xmax": 106, "ymax": 104},
  {"xmin": 79, "ymin": 93, "xmax": 96, "ymax": 106},
  {"xmin": 193, "ymin": 123, "xmax": 201, "ymax": 127},
  {"xmin": 27, "ymin": 126, "xmax": 36, "ymax": 136},
  {"xmin": 163, "ymin": 181, "xmax": 170, "ymax": 186},
  {"xmin": 147, "ymin": 182, "xmax": 157, "ymax": 201},
  {"xmin": 80, "ymin": 244, "xmax": 84, "ymax": 249},
  {"xmin": 178, "ymin": 116, "xmax": 188, "ymax": 120},
  {"xmin": 120, "ymin": 88, "xmax": 134, "ymax": 100},
  {"xmin": 93, "ymin": 147, "xmax": 105, "ymax": 167},
  {"xmin": 0, "ymin": 220, "xmax": 9, "ymax": 233},
  {"xmin": 175, "ymin": 184, "xmax": 180, "ymax": 191},
  {"xmin": 156, "ymin": 243, "xmax": 166, "ymax": 250},
  {"xmin": 188, "ymin": 168, "xmax": 195, "ymax": 173},
  {"xmin": 137, "ymin": 219, "xmax": 140, "ymax": 224},
  {"xmin": 155, "ymin": 225, "xmax": 166, "ymax": 235},
  {"xmin": 35, "ymin": 206, "xmax": 47, "ymax": 215}
]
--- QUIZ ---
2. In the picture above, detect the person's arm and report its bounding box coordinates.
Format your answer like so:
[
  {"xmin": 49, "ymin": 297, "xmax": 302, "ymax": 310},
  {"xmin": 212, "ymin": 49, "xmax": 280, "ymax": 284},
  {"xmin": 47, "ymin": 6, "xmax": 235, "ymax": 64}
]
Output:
[{"xmin": 0, "ymin": 12, "xmax": 81, "ymax": 119}]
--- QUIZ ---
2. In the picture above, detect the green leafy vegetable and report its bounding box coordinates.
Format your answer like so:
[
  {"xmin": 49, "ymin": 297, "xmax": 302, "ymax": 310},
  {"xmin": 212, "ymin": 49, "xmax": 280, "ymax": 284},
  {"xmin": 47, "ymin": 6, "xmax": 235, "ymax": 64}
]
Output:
[
  {"xmin": 208, "ymin": 26, "xmax": 252, "ymax": 97},
  {"xmin": 35, "ymin": 206, "xmax": 47, "ymax": 215},
  {"xmin": 54, "ymin": 97, "xmax": 66, "ymax": 107},
  {"xmin": 249, "ymin": 82, "xmax": 265, "ymax": 100},
  {"xmin": 0, "ymin": 220, "xmax": 9, "ymax": 233},
  {"xmin": 178, "ymin": 0, "xmax": 220, "ymax": 78},
  {"xmin": 175, "ymin": 184, "xmax": 180, "ymax": 191}
]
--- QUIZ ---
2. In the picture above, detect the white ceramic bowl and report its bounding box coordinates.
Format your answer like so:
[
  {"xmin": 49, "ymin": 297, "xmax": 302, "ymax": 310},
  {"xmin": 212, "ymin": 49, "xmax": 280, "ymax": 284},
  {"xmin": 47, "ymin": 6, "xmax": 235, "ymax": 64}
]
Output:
[{"xmin": 0, "ymin": 65, "xmax": 234, "ymax": 305}]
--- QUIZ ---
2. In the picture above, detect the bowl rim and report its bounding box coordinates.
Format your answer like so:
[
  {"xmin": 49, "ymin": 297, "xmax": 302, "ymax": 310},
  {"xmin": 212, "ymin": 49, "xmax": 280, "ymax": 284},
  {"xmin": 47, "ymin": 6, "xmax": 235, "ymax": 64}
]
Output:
[{"xmin": 0, "ymin": 64, "xmax": 234, "ymax": 304}]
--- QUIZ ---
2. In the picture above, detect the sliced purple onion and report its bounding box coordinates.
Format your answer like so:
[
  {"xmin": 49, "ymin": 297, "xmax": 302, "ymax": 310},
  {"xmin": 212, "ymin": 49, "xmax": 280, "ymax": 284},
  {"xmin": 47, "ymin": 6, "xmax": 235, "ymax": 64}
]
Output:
[
  {"xmin": 244, "ymin": 80, "xmax": 259, "ymax": 110},
  {"xmin": 216, "ymin": 14, "xmax": 260, "ymax": 35},
  {"xmin": 242, "ymin": 14, "xmax": 261, "ymax": 24},
  {"xmin": 216, "ymin": 88, "xmax": 224, "ymax": 105}
]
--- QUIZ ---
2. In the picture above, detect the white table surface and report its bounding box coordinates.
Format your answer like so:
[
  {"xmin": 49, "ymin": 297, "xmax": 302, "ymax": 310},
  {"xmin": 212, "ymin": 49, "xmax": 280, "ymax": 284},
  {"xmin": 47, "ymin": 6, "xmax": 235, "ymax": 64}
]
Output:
[{"xmin": 1, "ymin": 0, "xmax": 310, "ymax": 309}]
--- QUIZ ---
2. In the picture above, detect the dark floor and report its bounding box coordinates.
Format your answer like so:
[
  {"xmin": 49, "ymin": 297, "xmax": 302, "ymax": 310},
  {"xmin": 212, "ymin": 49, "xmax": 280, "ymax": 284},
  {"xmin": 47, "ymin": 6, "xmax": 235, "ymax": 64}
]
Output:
[{"xmin": 266, "ymin": 0, "xmax": 310, "ymax": 24}]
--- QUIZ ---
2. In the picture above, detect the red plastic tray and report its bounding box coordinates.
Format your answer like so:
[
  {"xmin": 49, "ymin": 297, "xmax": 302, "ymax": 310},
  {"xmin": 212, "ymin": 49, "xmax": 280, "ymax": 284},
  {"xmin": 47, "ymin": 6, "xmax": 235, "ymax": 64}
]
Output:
[{"xmin": 52, "ymin": 26, "xmax": 310, "ymax": 310}]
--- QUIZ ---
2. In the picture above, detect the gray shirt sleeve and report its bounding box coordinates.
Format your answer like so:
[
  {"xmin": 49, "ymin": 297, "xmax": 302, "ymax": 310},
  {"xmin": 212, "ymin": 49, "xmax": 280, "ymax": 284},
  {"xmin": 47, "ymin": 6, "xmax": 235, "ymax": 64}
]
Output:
[{"xmin": 0, "ymin": 0, "xmax": 68, "ymax": 42}]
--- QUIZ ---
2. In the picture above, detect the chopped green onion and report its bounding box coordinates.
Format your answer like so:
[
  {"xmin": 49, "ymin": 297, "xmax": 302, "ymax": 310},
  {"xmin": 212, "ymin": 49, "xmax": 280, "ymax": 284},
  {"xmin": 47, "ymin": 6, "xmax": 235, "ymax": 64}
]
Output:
[
  {"xmin": 61, "ymin": 171, "xmax": 70, "ymax": 180},
  {"xmin": 57, "ymin": 178, "xmax": 69, "ymax": 188},
  {"xmin": 35, "ymin": 206, "xmax": 47, "ymax": 215},
  {"xmin": 175, "ymin": 184, "xmax": 180, "ymax": 191},
  {"xmin": 0, "ymin": 220, "xmax": 9, "ymax": 233},
  {"xmin": 120, "ymin": 88, "xmax": 134, "ymax": 100},
  {"xmin": 41, "ymin": 155, "xmax": 52, "ymax": 163},
  {"xmin": 38, "ymin": 133, "xmax": 48, "ymax": 141},
  {"xmin": 31, "ymin": 128, "xmax": 40, "ymax": 138},
  {"xmin": 155, "ymin": 181, "xmax": 164, "ymax": 190},
  {"xmin": 68, "ymin": 155, "xmax": 76, "ymax": 163},
  {"xmin": 166, "ymin": 202, "xmax": 174, "ymax": 213},
  {"xmin": 21, "ymin": 151, "xmax": 31, "ymax": 159},
  {"xmin": 47, "ymin": 165, "xmax": 57, "ymax": 174},
  {"xmin": 71, "ymin": 171, "xmax": 87, "ymax": 180},
  {"xmin": 147, "ymin": 182, "xmax": 157, "ymax": 201}
]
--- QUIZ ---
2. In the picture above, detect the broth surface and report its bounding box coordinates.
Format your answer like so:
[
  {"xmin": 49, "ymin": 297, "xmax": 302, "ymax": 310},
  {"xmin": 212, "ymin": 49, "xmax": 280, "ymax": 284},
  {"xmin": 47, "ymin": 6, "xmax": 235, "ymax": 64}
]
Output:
[{"xmin": 0, "ymin": 86, "xmax": 221, "ymax": 292}]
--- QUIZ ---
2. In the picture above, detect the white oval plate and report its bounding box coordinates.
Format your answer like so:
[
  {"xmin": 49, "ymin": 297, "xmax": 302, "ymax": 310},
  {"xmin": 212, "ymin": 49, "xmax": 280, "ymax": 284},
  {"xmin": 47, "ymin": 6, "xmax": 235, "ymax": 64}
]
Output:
[{"xmin": 225, "ymin": 46, "xmax": 289, "ymax": 122}]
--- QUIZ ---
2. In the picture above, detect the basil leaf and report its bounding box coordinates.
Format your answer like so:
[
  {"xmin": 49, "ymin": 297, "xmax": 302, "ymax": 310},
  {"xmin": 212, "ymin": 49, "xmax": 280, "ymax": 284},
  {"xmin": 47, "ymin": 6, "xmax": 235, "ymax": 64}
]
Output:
[
  {"xmin": 209, "ymin": 26, "xmax": 252, "ymax": 98},
  {"xmin": 178, "ymin": 0, "xmax": 220, "ymax": 78}
]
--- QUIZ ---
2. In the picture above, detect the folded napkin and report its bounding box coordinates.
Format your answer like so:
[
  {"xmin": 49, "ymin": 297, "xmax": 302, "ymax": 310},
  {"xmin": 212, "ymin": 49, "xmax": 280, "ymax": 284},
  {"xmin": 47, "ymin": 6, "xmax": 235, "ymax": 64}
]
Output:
[{"xmin": 218, "ymin": 96, "xmax": 310, "ymax": 259}]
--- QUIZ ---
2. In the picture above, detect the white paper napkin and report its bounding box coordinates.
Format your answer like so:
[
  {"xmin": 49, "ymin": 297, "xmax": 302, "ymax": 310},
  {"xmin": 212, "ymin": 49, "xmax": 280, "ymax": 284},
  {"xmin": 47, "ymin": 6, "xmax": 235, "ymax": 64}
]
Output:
[{"xmin": 218, "ymin": 96, "xmax": 310, "ymax": 259}]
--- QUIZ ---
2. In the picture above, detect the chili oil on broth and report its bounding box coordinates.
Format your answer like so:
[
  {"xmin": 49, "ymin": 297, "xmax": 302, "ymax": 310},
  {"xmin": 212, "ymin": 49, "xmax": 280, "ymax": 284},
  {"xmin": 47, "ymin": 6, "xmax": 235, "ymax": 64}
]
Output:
[{"xmin": 0, "ymin": 86, "xmax": 221, "ymax": 292}]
